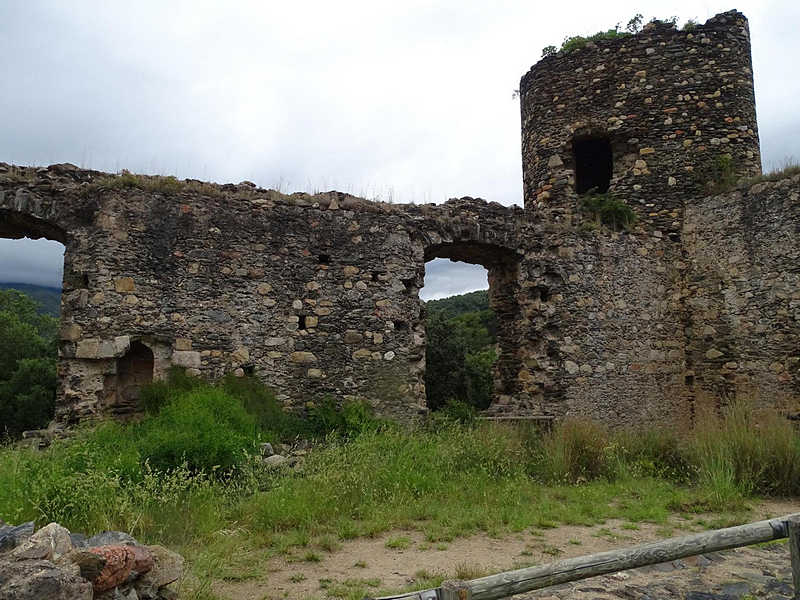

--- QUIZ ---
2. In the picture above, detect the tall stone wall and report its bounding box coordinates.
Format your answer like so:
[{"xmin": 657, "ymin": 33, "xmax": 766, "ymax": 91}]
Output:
[
  {"xmin": 0, "ymin": 165, "xmax": 525, "ymax": 423},
  {"xmin": 683, "ymin": 175, "xmax": 800, "ymax": 418},
  {"xmin": 1, "ymin": 167, "xmax": 797, "ymax": 428},
  {"xmin": 520, "ymin": 11, "xmax": 760, "ymax": 236},
  {"xmin": 504, "ymin": 225, "xmax": 690, "ymax": 426},
  {"xmin": 1, "ymin": 10, "xmax": 796, "ymax": 428}
]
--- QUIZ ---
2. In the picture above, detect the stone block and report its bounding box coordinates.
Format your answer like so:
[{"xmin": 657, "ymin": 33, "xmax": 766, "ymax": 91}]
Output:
[
  {"xmin": 12, "ymin": 523, "xmax": 73, "ymax": 561},
  {"xmin": 134, "ymin": 545, "xmax": 183, "ymax": 598},
  {"xmin": 174, "ymin": 338, "xmax": 192, "ymax": 351},
  {"xmin": 171, "ymin": 351, "xmax": 201, "ymax": 369},
  {"xmin": 290, "ymin": 351, "xmax": 316, "ymax": 364},
  {"xmin": 60, "ymin": 323, "xmax": 82, "ymax": 341},
  {"xmin": 114, "ymin": 277, "xmax": 135, "ymax": 293},
  {"xmin": 344, "ymin": 331, "xmax": 363, "ymax": 344},
  {"xmin": 231, "ymin": 347, "xmax": 250, "ymax": 363},
  {"xmin": 343, "ymin": 265, "xmax": 360, "ymax": 276},
  {"xmin": 75, "ymin": 339, "xmax": 99, "ymax": 359}
]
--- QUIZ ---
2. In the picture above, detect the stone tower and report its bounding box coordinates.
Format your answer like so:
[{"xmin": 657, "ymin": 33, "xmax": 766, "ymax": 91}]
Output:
[{"xmin": 519, "ymin": 11, "xmax": 761, "ymax": 237}]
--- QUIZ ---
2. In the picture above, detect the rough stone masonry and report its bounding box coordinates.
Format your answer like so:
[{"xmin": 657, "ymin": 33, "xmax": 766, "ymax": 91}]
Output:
[{"xmin": 0, "ymin": 10, "xmax": 798, "ymax": 428}]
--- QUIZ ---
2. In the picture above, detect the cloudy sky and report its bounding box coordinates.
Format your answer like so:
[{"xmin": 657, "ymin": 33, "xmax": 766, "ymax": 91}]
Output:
[{"xmin": 1, "ymin": 1, "xmax": 797, "ymax": 298}]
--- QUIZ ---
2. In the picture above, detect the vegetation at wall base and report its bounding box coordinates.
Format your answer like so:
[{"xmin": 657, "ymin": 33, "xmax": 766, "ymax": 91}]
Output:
[
  {"xmin": 1, "ymin": 374, "xmax": 797, "ymax": 547},
  {"xmin": 0, "ymin": 376, "xmax": 798, "ymax": 597},
  {"xmin": 1, "ymin": 291, "xmax": 798, "ymax": 597}
]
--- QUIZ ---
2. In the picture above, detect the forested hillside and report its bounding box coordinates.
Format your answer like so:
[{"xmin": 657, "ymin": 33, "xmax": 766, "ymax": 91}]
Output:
[
  {"xmin": 0, "ymin": 289, "xmax": 58, "ymax": 438},
  {"xmin": 425, "ymin": 289, "xmax": 489, "ymax": 320},
  {"xmin": 0, "ymin": 282, "xmax": 61, "ymax": 316},
  {"xmin": 424, "ymin": 289, "xmax": 497, "ymax": 412}
]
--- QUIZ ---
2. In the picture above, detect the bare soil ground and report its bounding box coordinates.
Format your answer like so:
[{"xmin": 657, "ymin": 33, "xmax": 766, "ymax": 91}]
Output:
[{"xmin": 211, "ymin": 499, "xmax": 798, "ymax": 600}]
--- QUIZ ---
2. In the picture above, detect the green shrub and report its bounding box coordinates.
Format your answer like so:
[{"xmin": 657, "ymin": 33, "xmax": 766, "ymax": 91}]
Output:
[
  {"xmin": 705, "ymin": 153, "xmax": 738, "ymax": 194},
  {"xmin": 217, "ymin": 374, "xmax": 306, "ymax": 439},
  {"xmin": 439, "ymin": 399, "xmax": 478, "ymax": 425},
  {"xmin": 688, "ymin": 401, "xmax": 800, "ymax": 503},
  {"xmin": 139, "ymin": 367, "xmax": 203, "ymax": 415},
  {"xmin": 581, "ymin": 193, "xmax": 637, "ymax": 230},
  {"xmin": 614, "ymin": 427, "xmax": 693, "ymax": 482},
  {"xmin": 136, "ymin": 387, "xmax": 257, "ymax": 472},
  {"xmin": 97, "ymin": 172, "xmax": 186, "ymax": 194},
  {"xmin": 340, "ymin": 399, "xmax": 383, "ymax": 435},
  {"xmin": 535, "ymin": 420, "xmax": 613, "ymax": 483},
  {"xmin": 306, "ymin": 396, "xmax": 382, "ymax": 438}
]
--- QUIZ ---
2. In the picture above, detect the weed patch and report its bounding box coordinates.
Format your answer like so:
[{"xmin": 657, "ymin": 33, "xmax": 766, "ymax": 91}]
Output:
[
  {"xmin": 580, "ymin": 192, "xmax": 636, "ymax": 231},
  {"xmin": 0, "ymin": 377, "xmax": 796, "ymax": 594}
]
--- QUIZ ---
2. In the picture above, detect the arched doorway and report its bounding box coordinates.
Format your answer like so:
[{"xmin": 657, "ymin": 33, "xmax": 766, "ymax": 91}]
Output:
[{"xmin": 115, "ymin": 341, "xmax": 154, "ymax": 415}]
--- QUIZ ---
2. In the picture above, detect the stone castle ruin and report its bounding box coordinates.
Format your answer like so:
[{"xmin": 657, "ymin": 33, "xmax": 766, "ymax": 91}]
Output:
[{"xmin": 1, "ymin": 11, "xmax": 798, "ymax": 427}]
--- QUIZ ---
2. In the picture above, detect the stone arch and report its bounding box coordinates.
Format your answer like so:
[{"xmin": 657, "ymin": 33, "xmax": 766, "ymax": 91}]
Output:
[
  {"xmin": 0, "ymin": 208, "xmax": 68, "ymax": 244},
  {"xmin": 0, "ymin": 200, "xmax": 84, "ymax": 291},
  {"xmin": 423, "ymin": 240, "xmax": 523, "ymax": 410},
  {"xmin": 114, "ymin": 341, "xmax": 154, "ymax": 416}
]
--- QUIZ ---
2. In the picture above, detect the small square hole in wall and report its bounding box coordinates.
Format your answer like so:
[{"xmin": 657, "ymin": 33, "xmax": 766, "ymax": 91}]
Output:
[
  {"xmin": 299, "ymin": 315, "xmax": 308, "ymax": 330},
  {"xmin": 574, "ymin": 137, "xmax": 612, "ymax": 194},
  {"xmin": 318, "ymin": 254, "xmax": 331, "ymax": 265}
]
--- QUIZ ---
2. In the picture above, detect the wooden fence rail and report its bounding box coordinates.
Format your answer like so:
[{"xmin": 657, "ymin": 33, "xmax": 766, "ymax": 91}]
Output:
[{"xmin": 369, "ymin": 513, "xmax": 800, "ymax": 600}]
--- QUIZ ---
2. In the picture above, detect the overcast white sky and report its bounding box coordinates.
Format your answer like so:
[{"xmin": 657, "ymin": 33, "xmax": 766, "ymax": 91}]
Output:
[{"xmin": 1, "ymin": 0, "xmax": 798, "ymax": 297}]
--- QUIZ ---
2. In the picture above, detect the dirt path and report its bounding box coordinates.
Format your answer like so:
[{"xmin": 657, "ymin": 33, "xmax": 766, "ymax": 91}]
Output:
[{"xmin": 212, "ymin": 499, "xmax": 798, "ymax": 600}]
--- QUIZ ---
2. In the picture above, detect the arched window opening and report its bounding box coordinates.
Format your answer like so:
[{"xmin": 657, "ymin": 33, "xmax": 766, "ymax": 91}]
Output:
[
  {"xmin": 116, "ymin": 341, "xmax": 154, "ymax": 414},
  {"xmin": 574, "ymin": 137, "xmax": 612, "ymax": 194}
]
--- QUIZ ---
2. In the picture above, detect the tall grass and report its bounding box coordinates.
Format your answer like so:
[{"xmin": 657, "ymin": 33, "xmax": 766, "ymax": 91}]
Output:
[
  {"xmin": 0, "ymin": 376, "xmax": 797, "ymax": 575},
  {"xmin": 689, "ymin": 401, "xmax": 800, "ymax": 504}
]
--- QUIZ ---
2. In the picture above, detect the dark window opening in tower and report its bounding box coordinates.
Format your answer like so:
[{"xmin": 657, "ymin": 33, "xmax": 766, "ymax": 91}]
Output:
[{"xmin": 574, "ymin": 137, "xmax": 612, "ymax": 194}]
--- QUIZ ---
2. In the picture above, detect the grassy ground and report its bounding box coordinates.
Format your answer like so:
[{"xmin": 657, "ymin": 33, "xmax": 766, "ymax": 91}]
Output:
[{"xmin": 1, "ymin": 378, "xmax": 798, "ymax": 599}]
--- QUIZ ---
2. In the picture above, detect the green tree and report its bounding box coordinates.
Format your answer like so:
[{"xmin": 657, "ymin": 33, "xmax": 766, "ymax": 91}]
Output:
[
  {"xmin": 425, "ymin": 306, "xmax": 497, "ymax": 412},
  {"xmin": 0, "ymin": 289, "xmax": 58, "ymax": 439}
]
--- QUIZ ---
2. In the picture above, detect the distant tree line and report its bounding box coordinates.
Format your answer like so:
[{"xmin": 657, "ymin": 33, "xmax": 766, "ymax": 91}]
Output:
[
  {"xmin": 0, "ymin": 282, "xmax": 61, "ymax": 317},
  {"xmin": 0, "ymin": 289, "xmax": 58, "ymax": 439}
]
